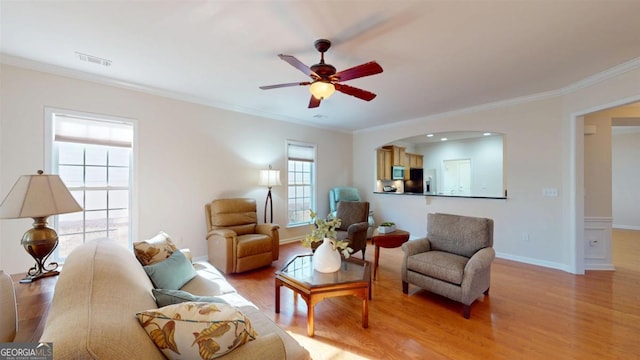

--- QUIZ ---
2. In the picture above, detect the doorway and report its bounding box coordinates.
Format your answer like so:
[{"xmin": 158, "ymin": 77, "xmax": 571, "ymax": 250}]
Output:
[{"xmin": 578, "ymin": 101, "xmax": 640, "ymax": 272}]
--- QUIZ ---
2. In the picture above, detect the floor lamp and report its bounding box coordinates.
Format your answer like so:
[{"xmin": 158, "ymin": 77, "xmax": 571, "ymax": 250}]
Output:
[
  {"xmin": 258, "ymin": 165, "xmax": 281, "ymax": 223},
  {"xmin": 0, "ymin": 170, "xmax": 83, "ymax": 283}
]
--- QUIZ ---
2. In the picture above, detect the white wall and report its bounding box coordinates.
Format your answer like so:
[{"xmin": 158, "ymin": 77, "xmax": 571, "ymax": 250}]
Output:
[
  {"xmin": 354, "ymin": 66, "xmax": 640, "ymax": 273},
  {"xmin": 612, "ymin": 130, "xmax": 640, "ymax": 229},
  {"xmin": 0, "ymin": 64, "xmax": 353, "ymax": 275}
]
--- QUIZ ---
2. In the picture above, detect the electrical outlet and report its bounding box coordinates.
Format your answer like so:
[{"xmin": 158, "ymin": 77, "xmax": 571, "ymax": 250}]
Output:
[{"xmin": 522, "ymin": 232, "xmax": 530, "ymax": 242}]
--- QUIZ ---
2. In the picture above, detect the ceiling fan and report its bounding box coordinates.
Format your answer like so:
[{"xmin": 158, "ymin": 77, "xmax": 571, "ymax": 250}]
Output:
[{"xmin": 259, "ymin": 39, "xmax": 383, "ymax": 108}]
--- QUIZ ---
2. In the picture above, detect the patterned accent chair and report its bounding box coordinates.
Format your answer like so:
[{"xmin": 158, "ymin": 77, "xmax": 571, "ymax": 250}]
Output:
[
  {"xmin": 329, "ymin": 187, "xmax": 375, "ymax": 238},
  {"xmin": 401, "ymin": 213, "xmax": 495, "ymax": 318},
  {"xmin": 334, "ymin": 201, "xmax": 370, "ymax": 260},
  {"xmin": 205, "ymin": 198, "xmax": 279, "ymax": 274}
]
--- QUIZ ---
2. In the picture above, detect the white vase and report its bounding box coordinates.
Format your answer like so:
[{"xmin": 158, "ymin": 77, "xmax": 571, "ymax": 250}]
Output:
[{"xmin": 313, "ymin": 238, "xmax": 342, "ymax": 273}]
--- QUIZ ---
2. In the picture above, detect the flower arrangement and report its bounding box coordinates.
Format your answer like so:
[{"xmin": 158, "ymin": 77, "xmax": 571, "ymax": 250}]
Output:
[{"xmin": 301, "ymin": 210, "xmax": 353, "ymax": 258}]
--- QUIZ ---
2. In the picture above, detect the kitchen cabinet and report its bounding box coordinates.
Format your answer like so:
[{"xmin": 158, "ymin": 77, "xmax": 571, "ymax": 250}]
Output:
[
  {"xmin": 406, "ymin": 153, "xmax": 423, "ymax": 168},
  {"xmin": 382, "ymin": 145, "xmax": 405, "ymax": 166},
  {"xmin": 403, "ymin": 152, "xmax": 423, "ymax": 180},
  {"xmin": 376, "ymin": 148, "xmax": 392, "ymax": 180}
]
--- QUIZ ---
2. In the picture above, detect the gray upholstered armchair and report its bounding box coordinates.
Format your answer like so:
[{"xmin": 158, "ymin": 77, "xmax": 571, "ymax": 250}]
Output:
[
  {"xmin": 334, "ymin": 201, "xmax": 370, "ymax": 259},
  {"xmin": 401, "ymin": 213, "xmax": 495, "ymax": 318},
  {"xmin": 329, "ymin": 187, "xmax": 375, "ymax": 238},
  {"xmin": 205, "ymin": 198, "xmax": 279, "ymax": 274}
]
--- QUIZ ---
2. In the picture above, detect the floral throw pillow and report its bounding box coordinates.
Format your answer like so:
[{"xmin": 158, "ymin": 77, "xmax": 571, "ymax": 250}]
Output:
[
  {"xmin": 136, "ymin": 302, "xmax": 257, "ymax": 360},
  {"xmin": 134, "ymin": 231, "xmax": 178, "ymax": 266}
]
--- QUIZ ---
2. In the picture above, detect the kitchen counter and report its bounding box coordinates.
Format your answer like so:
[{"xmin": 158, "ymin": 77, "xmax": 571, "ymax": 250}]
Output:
[{"xmin": 373, "ymin": 191, "xmax": 507, "ymax": 199}]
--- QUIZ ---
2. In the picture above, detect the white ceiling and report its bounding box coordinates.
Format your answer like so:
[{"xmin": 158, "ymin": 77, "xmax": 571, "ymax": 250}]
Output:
[{"xmin": 2, "ymin": 1, "xmax": 640, "ymax": 132}]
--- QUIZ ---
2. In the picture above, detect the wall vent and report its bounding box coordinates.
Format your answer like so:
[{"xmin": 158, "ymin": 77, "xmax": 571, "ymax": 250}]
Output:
[{"xmin": 76, "ymin": 52, "xmax": 112, "ymax": 67}]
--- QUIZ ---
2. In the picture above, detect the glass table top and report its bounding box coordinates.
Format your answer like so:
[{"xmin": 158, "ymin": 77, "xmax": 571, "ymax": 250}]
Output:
[{"xmin": 277, "ymin": 254, "xmax": 369, "ymax": 287}]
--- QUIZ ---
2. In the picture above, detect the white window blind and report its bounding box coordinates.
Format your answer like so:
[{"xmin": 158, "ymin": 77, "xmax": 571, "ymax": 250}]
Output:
[
  {"xmin": 54, "ymin": 115, "xmax": 133, "ymax": 148},
  {"xmin": 49, "ymin": 111, "xmax": 135, "ymax": 260},
  {"xmin": 287, "ymin": 141, "xmax": 316, "ymax": 226}
]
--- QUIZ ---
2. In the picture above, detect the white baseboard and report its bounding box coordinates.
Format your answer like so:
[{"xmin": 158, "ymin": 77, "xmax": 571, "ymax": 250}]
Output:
[
  {"xmin": 584, "ymin": 263, "xmax": 616, "ymax": 271},
  {"xmin": 495, "ymin": 252, "xmax": 571, "ymax": 273},
  {"xmin": 613, "ymin": 224, "xmax": 640, "ymax": 231},
  {"xmin": 279, "ymin": 236, "xmax": 305, "ymax": 245}
]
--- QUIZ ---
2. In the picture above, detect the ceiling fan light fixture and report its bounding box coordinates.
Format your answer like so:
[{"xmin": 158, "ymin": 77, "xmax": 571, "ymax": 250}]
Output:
[{"xmin": 309, "ymin": 81, "xmax": 335, "ymax": 100}]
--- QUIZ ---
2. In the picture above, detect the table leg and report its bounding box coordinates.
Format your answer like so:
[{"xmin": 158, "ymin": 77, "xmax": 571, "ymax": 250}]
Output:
[
  {"xmin": 362, "ymin": 295, "xmax": 369, "ymax": 328},
  {"xmin": 275, "ymin": 278, "xmax": 280, "ymax": 313},
  {"xmin": 307, "ymin": 301, "xmax": 315, "ymax": 337},
  {"xmin": 374, "ymin": 245, "xmax": 380, "ymax": 280}
]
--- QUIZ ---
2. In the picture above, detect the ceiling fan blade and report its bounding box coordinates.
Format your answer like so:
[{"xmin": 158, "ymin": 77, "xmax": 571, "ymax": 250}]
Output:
[
  {"xmin": 308, "ymin": 95, "xmax": 321, "ymax": 108},
  {"xmin": 334, "ymin": 83, "xmax": 377, "ymax": 101},
  {"xmin": 334, "ymin": 61, "xmax": 383, "ymax": 82},
  {"xmin": 259, "ymin": 82, "xmax": 311, "ymax": 90},
  {"xmin": 278, "ymin": 54, "xmax": 320, "ymax": 79}
]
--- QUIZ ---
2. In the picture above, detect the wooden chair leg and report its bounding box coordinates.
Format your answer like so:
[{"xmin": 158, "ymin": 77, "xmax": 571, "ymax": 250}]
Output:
[
  {"xmin": 463, "ymin": 304, "xmax": 471, "ymax": 319},
  {"xmin": 402, "ymin": 281, "xmax": 408, "ymax": 294}
]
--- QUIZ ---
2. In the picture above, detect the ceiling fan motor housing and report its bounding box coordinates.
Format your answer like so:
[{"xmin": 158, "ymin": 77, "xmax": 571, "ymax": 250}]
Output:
[
  {"xmin": 310, "ymin": 63, "xmax": 337, "ymax": 79},
  {"xmin": 311, "ymin": 39, "xmax": 336, "ymax": 79}
]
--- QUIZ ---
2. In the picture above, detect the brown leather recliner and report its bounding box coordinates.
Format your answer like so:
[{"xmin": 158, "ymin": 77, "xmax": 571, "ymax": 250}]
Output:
[{"xmin": 205, "ymin": 198, "xmax": 279, "ymax": 274}]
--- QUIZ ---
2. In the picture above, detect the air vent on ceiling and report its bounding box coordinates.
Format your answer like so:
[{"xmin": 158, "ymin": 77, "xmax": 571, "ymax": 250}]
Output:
[{"xmin": 76, "ymin": 52, "xmax": 112, "ymax": 67}]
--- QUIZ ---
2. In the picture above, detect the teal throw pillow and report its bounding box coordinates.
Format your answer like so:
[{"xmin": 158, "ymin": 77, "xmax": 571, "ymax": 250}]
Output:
[
  {"xmin": 152, "ymin": 288, "xmax": 228, "ymax": 307},
  {"xmin": 143, "ymin": 250, "xmax": 197, "ymax": 290}
]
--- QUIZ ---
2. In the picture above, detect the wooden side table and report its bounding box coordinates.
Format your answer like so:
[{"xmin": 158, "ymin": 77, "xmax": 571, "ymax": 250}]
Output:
[{"xmin": 371, "ymin": 229, "xmax": 410, "ymax": 279}]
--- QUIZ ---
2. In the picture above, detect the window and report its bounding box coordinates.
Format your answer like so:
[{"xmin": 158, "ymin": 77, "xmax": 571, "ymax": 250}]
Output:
[
  {"xmin": 45, "ymin": 109, "xmax": 135, "ymax": 260},
  {"xmin": 287, "ymin": 141, "xmax": 316, "ymax": 226}
]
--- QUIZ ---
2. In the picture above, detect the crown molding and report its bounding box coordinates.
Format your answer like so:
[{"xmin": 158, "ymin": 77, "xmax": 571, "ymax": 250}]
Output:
[
  {"xmin": 560, "ymin": 56, "xmax": 640, "ymax": 94},
  {"xmin": 356, "ymin": 56, "xmax": 640, "ymax": 134}
]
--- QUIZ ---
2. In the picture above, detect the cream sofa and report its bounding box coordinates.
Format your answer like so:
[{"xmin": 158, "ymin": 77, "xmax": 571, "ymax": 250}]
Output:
[{"xmin": 40, "ymin": 239, "xmax": 310, "ymax": 359}]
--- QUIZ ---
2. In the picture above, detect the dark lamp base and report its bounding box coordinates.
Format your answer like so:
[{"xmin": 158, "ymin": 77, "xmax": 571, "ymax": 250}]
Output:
[{"xmin": 19, "ymin": 217, "xmax": 61, "ymax": 284}]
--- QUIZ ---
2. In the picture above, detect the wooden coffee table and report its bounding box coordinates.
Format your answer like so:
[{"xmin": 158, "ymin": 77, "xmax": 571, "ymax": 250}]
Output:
[
  {"xmin": 371, "ymin": 229, "xmax": 410, "ymax": 279},
  {"xmin": 275, "ymin": 254, "xmax": 371, "ymax": 337}
]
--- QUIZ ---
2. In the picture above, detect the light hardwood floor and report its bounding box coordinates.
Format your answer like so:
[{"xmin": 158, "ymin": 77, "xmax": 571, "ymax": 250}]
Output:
[{"xmin": 13, "ymin": 230, "xmax": 640, "ymax": 359}]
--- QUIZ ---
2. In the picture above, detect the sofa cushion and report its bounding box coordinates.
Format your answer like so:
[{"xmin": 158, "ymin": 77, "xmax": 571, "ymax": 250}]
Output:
[
  {"xmin": 152, "ymin": 289, "xmax": 228, "ymax": 307},
  {"xmin": 407, "ymin": 251, "xmax": 469, "ymax": 285},
  {"xmin": 134, "ymin": 231, "xmax": 178, "ymax": 265},
  {"xmin": 181, "ymin": 262, "xmax": 237, "ymax": 296},
  {"xmin": 144, "ymin": 250, "xmax": 197, "ymax": 290},
  {"xmin": 136, "ymin": 302, "xmax": 257, "ymax": 360}
]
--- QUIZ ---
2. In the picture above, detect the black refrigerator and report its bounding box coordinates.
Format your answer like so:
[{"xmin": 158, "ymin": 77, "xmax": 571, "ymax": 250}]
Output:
[{"xmin": 404, "ymin": 168, "xmax": 423, "ymax": 193}]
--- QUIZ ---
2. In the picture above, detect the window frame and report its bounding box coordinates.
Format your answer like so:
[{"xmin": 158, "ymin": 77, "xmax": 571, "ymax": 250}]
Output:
[
  {"xmin": 286, "ymin": 140, "xmax": 317, "ymax": 228},
  {"xmin": 44, "ymin": 107, "xmax": 138, "ymax": 260}
]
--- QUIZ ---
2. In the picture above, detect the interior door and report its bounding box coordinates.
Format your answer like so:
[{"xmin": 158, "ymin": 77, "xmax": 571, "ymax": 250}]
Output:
[{"xmin": 442, "ymin": 159, "xmax": 471, "ymax": 195}]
